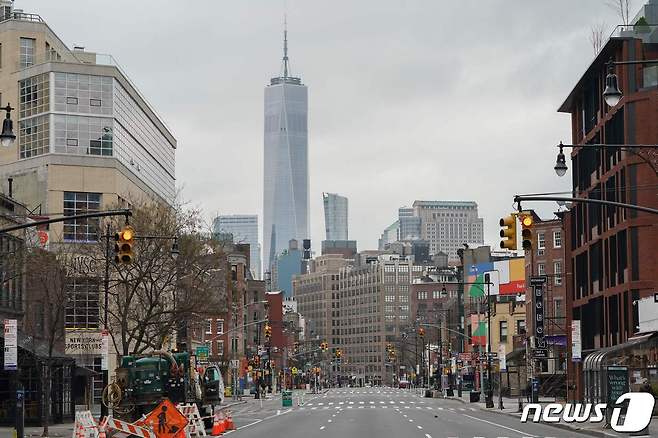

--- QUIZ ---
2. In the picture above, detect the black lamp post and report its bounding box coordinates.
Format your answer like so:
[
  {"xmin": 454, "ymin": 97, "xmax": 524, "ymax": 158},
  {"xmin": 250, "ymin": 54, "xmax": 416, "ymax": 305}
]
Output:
[
  {"xmin": 553, "ymin": 141, "xmax": 658, "ymax": 177},
  {"xmin": 0, "ymin": 103, "xmax": 16, "ymax": 148}
]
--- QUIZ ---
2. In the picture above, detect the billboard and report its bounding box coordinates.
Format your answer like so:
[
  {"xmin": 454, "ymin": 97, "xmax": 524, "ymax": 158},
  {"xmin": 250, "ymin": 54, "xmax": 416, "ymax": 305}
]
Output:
[
  {"xmin": 466, "ymin": 258, "xmax": 525, "ymax": 297},
  {"xmin": 65, "ymin": 331, "xmax": 104, "ymax": 355}
]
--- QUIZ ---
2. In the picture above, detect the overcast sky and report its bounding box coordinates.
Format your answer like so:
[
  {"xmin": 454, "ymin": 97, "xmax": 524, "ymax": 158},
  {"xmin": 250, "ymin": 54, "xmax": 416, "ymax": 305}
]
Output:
[{"xmin": 27, "ymin": 0, "xmax": 640, "ymax": 252}]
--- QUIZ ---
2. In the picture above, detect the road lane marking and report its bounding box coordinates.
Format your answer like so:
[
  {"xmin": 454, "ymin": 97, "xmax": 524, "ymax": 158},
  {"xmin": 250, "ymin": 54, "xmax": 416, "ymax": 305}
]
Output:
[
  {"xmin": 320, "ymin": 426, "xmax": 325, "ymax": 430},
  {"xmin": 417, "ymin": 425, "xmax": 423, "ymax": 429},
  {"xmin": 425, "ymin": 435, "xmax": 432, "ymax": 438},
  {"xmin": 462, "ymin": 414, "xmax": 538, "ymax": 437},
  {"xmin": 328, "ymin": 420, "xmax": 332, "ymax": 423}
]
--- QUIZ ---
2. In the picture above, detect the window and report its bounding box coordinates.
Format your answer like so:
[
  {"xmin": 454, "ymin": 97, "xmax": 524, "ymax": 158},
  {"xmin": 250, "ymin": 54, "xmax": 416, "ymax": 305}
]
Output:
[
  {"xmin": 499, "ymin": 320, "xmax": 508, "ymax": 342},
  {"xmin": 205, "ymin": 319, "xmax": 212, "ymax": 334},
  {"xmin": 53, "ymin": 115, "xmax": 113, "ymax": 156},
  {"xmin": 537, "ymin": 263, "xmax": 545, "ymax": 276},
  {"xmin": 553, "ymin": 231, "xmax": 562, "ymax": 248},
  {"xmin": 216, "ymin": 340, "xmax": 224, "ymax": 356},
  {"xmin": 90, "ymin": 98, "xmax": 102, "ymax": 107},
  {"xmin": 516, "ymin": 320, "xmax": 526, "ymax": 335},
  {"xmin": 65, "ymin": 278, "xmax": 100, "ymax": 329},
  {"xmin": 417, "ymin": 291, "xmax": 427, "ymax": 300},
  {"xmin": 554, "ymin": 299, "xmax": 564, "ymax": 318},
  {"xmin": 66, "ymin": 97, "xmax": 78, "ymax": 104},
  {"xmin": 20, "ymin": 37, "xmax": 35, "ymax": 68},
  {"xmin": 538, "ymin": 233, "xmax": 546, "ymax": 249},
  {"xmin": 554, "ymin": 261, "xmax": 562, "ymax": 285},
  {"xmin": 63, "ymin": 192, "xmax": 101, "ymax": 242},
  {"xmin": 216, "ymin": 319, "xmax": 224, "ymax": 334},
  {"xmin": 385, "ymin": 295, "xmax": 394, "ymax": 303}
]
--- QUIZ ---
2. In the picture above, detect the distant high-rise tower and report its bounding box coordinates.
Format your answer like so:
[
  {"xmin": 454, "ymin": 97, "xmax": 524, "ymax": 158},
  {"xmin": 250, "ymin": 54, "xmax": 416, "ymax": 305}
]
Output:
[
  {"xmin": 323, "ymin": 192, "xmax": 348, "ymax": 240},
  {"xmin": 213, "ymin": 215, "xmax": 261, "ymax": 279},
  {"xmin": 263, "ymin": 20, "xmax": 309, "ymax": 271}
]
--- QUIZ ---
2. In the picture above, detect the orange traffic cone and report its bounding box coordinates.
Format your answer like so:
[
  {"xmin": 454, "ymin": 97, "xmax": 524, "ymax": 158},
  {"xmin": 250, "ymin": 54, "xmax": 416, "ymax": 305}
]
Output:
[
  {"xmin": 225, "ymin": 411, "xmax": 235, "ymax": 431},
  {"xmin": 211, "ymin": 408, "xmax": 226, "ymax": 436}
]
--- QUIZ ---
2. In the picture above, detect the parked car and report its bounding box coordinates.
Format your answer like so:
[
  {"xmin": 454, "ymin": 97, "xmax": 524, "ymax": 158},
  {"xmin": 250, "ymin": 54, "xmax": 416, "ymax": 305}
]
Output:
[{"xmin": 398, "ymin": 379, "xmax": 410, "ymax": 389}]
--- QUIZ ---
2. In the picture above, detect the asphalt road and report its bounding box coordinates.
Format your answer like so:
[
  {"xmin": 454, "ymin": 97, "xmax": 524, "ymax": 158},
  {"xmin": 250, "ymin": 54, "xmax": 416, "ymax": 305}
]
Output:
[{"xmin": 223, "ymin": 387, "xmax": 597, "ymax": 438}]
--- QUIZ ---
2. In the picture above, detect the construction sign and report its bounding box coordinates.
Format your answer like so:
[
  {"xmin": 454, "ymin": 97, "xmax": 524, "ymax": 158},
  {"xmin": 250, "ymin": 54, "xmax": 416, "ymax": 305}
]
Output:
[{"xmin": 143, "ymin": 398, "xmax": 188, "ymax": 438}]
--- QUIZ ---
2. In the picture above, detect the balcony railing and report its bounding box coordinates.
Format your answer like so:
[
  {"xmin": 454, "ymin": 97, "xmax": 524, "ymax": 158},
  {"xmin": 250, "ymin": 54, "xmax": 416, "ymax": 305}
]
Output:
[{"xmin": 0, "ymin": 11, "xmax": 44, "ymax": 24}]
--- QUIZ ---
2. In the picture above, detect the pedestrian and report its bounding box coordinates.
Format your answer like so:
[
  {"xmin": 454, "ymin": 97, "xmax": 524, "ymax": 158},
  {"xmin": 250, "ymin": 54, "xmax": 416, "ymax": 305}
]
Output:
[{"xmin": 526, "ymin": 380, "xmax": 532, "ymax": 403}]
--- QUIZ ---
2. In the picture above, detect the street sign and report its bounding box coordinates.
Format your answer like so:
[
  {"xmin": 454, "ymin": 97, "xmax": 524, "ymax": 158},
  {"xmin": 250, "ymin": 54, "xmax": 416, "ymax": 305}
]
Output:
[
  {"xmin": 571, "ymin": 320, "xmax": 582, "ymax": 362},
  {"xmin": 534, "ymin": 349, "xmax": 548, "ymax": 359},
  {"xmin": 142, "ymin": 398, "xmax": 188, "ymax": 438},
  {"xmin": 530, "ymin": 276, "xmax": 547, "ymax": 285},
  {"xmin": 4, "ymin": 319, "xmax": 17, "ymax": 371},
  {"xmin": 196, "ymin": 346, "xmax": 209, "ymax": 363},
  {"xmin": 230, "ymin": 359, "xmax": 240, "ymax": 369}
]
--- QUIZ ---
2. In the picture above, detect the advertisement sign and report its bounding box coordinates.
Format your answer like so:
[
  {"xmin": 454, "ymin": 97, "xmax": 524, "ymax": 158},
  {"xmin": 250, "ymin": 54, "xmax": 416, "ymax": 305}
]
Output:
[
  {"xmin": 466, "ymin": 258, "xmax": 526, "ymax": 297},
  {"xmin": 571, "ymin": 320, "xmax": 581, "ymax": 362},
  {"xmin": 65, "ymin": 331, "xmax": 104, "ymax": 355},
  {"xmin": 532, "ymin": 277, "xmax": 547, "ymax": 358},
  {"xmin": 498, "ymin": 344, "xmax": 506, "ymax": 370},
  {"xmin": 4, "ymin": 319, "xmax": 17, "ymax": 371}
]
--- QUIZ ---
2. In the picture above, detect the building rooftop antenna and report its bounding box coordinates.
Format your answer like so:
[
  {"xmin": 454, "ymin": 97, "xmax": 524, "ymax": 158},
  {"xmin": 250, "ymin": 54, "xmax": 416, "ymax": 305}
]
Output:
[{"xmin": 283, "ymin": 14, "xmax": 289, "ymax": 78}]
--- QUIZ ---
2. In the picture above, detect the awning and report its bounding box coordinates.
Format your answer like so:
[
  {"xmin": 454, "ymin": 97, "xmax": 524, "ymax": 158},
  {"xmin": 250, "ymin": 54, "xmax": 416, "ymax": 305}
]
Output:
[
  {"xmin": 505, "ymin": 348, "xmax": 526, "ymax": 364},
  {"xmin": 74, "ymin": 365, "xmax": 101, "ymax": 377},
  {"xmin": 583, "ymin": 331, "xmax": 657, "ymax": 372}
]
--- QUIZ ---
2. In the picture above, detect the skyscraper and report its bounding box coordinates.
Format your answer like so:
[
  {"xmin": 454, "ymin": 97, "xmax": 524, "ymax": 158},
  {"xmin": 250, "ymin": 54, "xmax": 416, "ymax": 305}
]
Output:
[
  {"xmin": 323, "ymin": 192, "xmax": 348, "ymax": 240},
  {"xmin": 213, "ymin": 215, "xmax": 261, "ymax": 279},
  {"xmin": 263, "ymin": 23, "xmax": 309, "ymax": 271}
]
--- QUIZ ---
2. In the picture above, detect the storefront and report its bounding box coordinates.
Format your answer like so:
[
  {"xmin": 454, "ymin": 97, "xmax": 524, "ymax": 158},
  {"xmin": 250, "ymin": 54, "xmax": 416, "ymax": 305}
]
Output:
[{"xmin": 0, "ymin": 334, "xmax": 76, "ymax": 426}]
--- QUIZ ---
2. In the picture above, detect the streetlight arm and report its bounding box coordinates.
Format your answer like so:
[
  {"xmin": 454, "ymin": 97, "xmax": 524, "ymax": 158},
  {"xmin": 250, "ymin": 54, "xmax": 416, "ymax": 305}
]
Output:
[
  {"xmin": 420, "ymin": 323, "xmax": 474, "ymax": 342},
  {"xmin": 206, "ymin": 319, "xmax": 269, "ymax": 342},
  {"xmin": 0, "ymin": 209, "xmax": 132, "ymax": 234},
  {"xmin": 514, "ymin": 195, "xmax": 658, "ymax": 216}
]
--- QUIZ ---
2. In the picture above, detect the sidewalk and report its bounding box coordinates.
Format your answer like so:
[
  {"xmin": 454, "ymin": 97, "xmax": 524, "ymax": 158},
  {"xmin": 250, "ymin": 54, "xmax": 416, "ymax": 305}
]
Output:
[{"xmin": 444, "ymin": 390, "xmax": 658, "ymax": 437}]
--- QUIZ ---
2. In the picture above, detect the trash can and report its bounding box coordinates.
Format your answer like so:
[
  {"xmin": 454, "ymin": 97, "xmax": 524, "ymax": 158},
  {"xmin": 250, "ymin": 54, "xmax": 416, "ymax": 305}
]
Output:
[
  {"xmin": 282, "ymin": 390, "xmax": 293, "ymax": 407},
  {"xmin": 469, "ymin": 391, "xmax": 480, "ymax": 403}
]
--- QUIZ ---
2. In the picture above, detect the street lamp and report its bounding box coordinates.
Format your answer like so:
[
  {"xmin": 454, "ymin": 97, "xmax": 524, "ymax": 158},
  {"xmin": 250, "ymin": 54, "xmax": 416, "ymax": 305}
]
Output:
[
  {"xmin": 0, "ymin": 103, "xmax": 16, "ymax": 148},
  {"xmin": 554, "ymin": 143, "xmax": 568, "ymax": 177},
  {"xmin": 553, "ymin": 142, "xmax": 658, "ymax": 177},
  {"xmin": 602, "ymin": 61, "xmax": 622, "ymax": 107}
]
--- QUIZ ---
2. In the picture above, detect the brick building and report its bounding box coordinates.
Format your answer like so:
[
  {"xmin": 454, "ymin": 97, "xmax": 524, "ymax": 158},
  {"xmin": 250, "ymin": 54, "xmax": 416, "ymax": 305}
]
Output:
[
  {"xmin": 523, "ymin": 215, "xmax": 567, "ymax": 388},
  {"xmin": 557, "ymin": 20, "xmax": 658, "ymax": 400}
]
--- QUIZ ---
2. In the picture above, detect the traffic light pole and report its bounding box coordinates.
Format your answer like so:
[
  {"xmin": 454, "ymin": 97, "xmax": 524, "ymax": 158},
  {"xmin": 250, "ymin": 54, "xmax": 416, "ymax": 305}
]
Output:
[
  {"xmin": 101, "ymin": 223, "xmax": 110, "ymax": 419},
  {"xmin": 514, "ymin": 195, "xmax": 658, "ymax": 216}
]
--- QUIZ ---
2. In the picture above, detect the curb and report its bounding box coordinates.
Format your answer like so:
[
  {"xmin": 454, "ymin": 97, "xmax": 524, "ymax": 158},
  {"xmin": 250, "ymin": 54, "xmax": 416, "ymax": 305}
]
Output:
[{"xmin": 443, "ymin": 396, "xmax": 615, "ymax": 438}]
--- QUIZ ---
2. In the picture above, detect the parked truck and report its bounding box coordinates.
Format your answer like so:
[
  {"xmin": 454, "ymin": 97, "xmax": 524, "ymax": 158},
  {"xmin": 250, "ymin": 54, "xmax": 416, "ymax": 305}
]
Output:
[{"xmin": 103, "ymin": 350, "xmax": 224, "ymax": 423}]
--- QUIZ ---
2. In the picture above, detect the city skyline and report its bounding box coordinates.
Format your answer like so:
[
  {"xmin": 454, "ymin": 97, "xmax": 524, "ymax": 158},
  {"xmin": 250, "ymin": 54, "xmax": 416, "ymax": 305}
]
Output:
[{"xmin": 21, "ymin": 0, "xmax": 632, "ymax": 251}]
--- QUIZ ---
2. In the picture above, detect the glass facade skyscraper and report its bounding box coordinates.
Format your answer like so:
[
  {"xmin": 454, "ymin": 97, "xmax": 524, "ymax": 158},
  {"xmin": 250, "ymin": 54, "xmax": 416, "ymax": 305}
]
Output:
[
  {"xmin": 323, "ymin": 192, "xmax": 348, "ymax": 240},
  {"xmin": 263, "ymin": 27, "xmax": 309, "ymax": 271},
  {"xmin": 213, "ymin": 215, "xmax": 262, "ymax": 279}
]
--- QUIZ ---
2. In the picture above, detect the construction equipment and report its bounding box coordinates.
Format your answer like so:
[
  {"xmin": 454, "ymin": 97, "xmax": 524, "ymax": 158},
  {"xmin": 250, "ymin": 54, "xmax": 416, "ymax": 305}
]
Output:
[{"xmin": 103, "ymin": 350, "xmax": 224, "ymax": 423}]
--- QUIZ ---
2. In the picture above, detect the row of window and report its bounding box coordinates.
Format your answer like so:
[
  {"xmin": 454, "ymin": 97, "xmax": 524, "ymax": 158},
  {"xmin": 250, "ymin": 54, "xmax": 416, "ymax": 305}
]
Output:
[
  {"xmin": 537, "ymin": 261, "xmax": 563, "ymax": 286},
  {"xmin": 537, "ymin": 230, "xmax": 562, "ymax": 251}
]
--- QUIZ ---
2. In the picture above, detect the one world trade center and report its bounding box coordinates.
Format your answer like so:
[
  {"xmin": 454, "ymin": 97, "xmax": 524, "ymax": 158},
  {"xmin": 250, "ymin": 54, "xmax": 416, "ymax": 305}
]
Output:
[{"xmin": 263, "ymin": 23, "xmax": 309, "ymax": 271}]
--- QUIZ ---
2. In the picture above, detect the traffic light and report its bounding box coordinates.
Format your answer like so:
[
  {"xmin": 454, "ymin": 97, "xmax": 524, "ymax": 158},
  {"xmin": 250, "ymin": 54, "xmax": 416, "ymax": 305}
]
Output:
[
  {"xmin": 499, "ymin": 214, "xmax": 517, "ymax": 250},
  {"xmin": 320, "ymin": 341, "xmax": 328, "ymax": 352},
  {"xmin": 264, "ymin": 323, "xmax": 272, "ymax": 339},
  {"xmin": 335, "ymin": 349, "xmax": 342, "ymax": 359},
  {"xmin": 114, "ymin": 225, "xmax": 135, "ymax": 264},
  {"xmin": 294, "ymin": 341, "xmax": 299, "ymax": 353},
  {"xmin": 520, "ymin": 213, "xmax": 534, "ymax": 250},
  {"xmin": 418, "ymin": 327, "xmax": 425, "ymax": 338}
]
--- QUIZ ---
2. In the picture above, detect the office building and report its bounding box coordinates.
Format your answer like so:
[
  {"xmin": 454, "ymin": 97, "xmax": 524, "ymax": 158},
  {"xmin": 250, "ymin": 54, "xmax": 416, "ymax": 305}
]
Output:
[
  {"xmin": 398, "ymin": 207, "xmax": 421, "ymax": 240},
  {"xmin": 0, "ymin": 2, "xmax": 177, "ymax": 411},
  {"xmin": 275, "ymin": 239, "xmax": 303, "ymax": 298},
  {"xmin": 412, "ymin": 201, "xmax": 484, "ymax": 261},
  {"xmin": 378, "ymin": 220, "xmax": 399, "ymax": 250},
  {"xmin": 323, "ymin": 192, "xmax": 348, "ymax": 240},
  {"xmin": 213, "ymin": 214, "xmax": 262, "ymax": 279},
  {"xmin": 263, "ymin": 24, "xmax": 309, "ymax": 271}
]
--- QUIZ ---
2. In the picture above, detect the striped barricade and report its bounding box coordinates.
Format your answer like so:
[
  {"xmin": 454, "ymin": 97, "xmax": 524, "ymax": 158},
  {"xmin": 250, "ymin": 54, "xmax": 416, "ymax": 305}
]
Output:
[
  {"xmin": 104, "ymin": 416, "xmax": 156, "ymax": 438},
  {"xmin": 176, "ymin": 403, "xmax": 207, "ymax": 437}
]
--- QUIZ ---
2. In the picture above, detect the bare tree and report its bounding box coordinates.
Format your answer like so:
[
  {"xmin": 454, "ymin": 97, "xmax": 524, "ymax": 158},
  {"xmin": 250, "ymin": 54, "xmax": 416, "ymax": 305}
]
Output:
[
  {"xmin": 22, "ymin": 249, "xmax": 69, "ymax": 438},
  {"xmin": 606, "ymin": 0, "xmax": 634, "ymax": 26},
  {"xmin": 81, "ymin": 199, "xmax": 227, "ymax": 357},
  {"xmin": 590, "ymin": 22, "xmax": 607, "ymax": 54}
]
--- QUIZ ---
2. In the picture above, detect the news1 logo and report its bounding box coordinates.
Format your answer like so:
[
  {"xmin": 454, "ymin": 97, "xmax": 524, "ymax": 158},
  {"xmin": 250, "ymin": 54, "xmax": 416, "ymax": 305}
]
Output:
[{"xmin": 521, "ymin": 392, "xmax": 655, "ymax": 433}]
